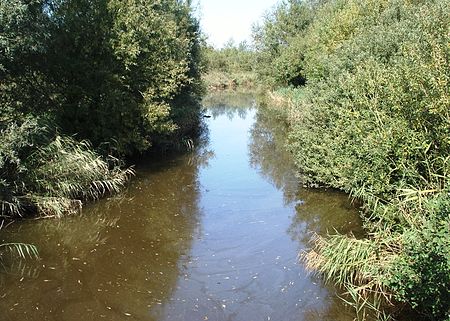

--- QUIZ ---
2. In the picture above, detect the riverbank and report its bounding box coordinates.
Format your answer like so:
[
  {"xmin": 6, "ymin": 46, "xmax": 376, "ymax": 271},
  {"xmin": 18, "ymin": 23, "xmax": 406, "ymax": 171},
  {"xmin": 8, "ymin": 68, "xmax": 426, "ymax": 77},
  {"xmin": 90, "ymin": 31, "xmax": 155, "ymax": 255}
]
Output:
[
  {"xmin": 0, "ymin": 0, "xmax": 203, "ymax": 221},
  {"xmin": 253, "ymin": 0, "xmax": 449, "ymax": 319},
  {"xmin": 202, "ymin": 71, "xmax": 257, "ymax": 92},
  {"xmin": 264, "ymin": 87, "xmax": 450, "ymax": 321}
]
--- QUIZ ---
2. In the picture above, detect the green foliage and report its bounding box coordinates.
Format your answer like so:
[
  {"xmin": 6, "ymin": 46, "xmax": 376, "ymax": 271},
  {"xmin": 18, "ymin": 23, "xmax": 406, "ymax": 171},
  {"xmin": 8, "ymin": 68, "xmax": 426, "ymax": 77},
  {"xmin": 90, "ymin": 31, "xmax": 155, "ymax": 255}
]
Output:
[
  {"xmin": 105, "ymin": 0, "xmax": 204, "ymax": 149},
  {"xmin": 0, "ymin": 0, "xmax": 204, "ymax": 217},
  {"xmin": 1, "ymin": 0, "xmax": 204, "ymax": 155},
  {"xmin": 288, "ymin": 0, "xmax": 449, "ymax": 198},
  {"xmin": 258, "ymin": 0, "xmax": 450, "ymax": 319},
  {"xmin": 386, "ymin": 193, "xmax": 450, "ymax": 319},
  {"xmin": 252, "ymin": 0, "xmax": 317, "ymax": 87},
  {"xmin": 203, "ymin": 40, "xmax": 256, "ymax": 90},
  {"xmin": 0, "ymin": 119, "xmax": 133, "ymax": 218},
  {"xmin": 205, "ymin": 40, "xmax": 254, "ymax": 74}
]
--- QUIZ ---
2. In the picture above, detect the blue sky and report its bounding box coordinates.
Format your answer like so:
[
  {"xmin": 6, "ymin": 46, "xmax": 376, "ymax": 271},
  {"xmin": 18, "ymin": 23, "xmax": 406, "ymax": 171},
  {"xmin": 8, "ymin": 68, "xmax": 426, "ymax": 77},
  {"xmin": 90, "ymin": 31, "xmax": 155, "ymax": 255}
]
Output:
[{"xmin": 195, "ymin": 0, "xmax": 280, "ymax": 48}]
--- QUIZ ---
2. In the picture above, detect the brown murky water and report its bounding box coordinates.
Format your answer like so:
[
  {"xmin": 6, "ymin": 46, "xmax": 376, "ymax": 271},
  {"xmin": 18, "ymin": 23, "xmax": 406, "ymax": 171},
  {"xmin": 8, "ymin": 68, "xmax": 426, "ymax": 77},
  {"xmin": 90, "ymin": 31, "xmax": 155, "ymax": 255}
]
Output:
[{"xmin": 1, "ymin": 93, "xmax": 364, "ymax": 321}]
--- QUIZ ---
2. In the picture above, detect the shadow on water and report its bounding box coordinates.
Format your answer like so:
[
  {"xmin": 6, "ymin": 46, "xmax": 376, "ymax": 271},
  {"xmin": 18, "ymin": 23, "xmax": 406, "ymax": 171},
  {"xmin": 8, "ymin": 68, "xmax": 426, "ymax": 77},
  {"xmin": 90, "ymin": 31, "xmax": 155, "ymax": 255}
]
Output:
[
  {"xmin": 249, "ymin": 107, "xmax": 365, "ymax": 240},
  {"xmin": 247, "ymin": 102, "xmax": 365, "ymax": 321},
  {"xmin": 2, "ymin": 92, "xmax": 365, "ymax": 321},
  {"xmin": 0, "ymin": 149, "xmax": 208, "ymax": 320}
]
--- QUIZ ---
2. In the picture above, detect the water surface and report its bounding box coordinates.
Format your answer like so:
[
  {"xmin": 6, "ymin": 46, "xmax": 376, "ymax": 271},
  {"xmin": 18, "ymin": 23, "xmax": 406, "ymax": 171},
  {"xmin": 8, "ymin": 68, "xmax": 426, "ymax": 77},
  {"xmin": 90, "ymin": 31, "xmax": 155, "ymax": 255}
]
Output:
[{"xmin": 1, "ymin": 93, "xmax": 363, "ymax": 321}]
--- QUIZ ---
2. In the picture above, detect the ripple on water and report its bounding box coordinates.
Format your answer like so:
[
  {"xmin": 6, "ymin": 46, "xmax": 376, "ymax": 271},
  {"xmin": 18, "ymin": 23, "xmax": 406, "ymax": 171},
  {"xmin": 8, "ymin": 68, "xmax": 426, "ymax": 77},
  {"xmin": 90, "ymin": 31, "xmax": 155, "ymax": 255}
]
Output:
[{"xmin": 1, "ymin": 94, "xmax": 363, "ymax": 321}]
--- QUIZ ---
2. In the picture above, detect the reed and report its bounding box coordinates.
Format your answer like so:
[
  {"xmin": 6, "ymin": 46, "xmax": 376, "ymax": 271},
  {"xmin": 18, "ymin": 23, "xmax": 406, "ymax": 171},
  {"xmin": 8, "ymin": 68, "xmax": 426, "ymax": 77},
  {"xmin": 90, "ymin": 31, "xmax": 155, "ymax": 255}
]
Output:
[{"xmin": 0, "ymin": 120, "xmax": 134, "ymax": 218}]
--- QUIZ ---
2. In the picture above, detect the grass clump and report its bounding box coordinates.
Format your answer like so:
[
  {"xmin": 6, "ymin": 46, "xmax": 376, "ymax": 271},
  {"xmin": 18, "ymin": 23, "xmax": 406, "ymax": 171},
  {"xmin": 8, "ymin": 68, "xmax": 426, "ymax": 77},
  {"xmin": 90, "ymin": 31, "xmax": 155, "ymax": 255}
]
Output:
[
  {"xmin": 303, "ymin": 187, "xmax": 450, "ymax": 320},
  {"xmin": 0, "ymin": 118, "xmax": 133, "ymax": 218}
]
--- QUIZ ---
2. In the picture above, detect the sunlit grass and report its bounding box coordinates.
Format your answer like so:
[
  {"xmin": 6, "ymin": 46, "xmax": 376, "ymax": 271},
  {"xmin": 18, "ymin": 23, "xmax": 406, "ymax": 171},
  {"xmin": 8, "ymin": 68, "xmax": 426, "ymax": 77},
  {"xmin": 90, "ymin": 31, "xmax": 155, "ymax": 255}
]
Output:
[{"xmin": 1, "ymin": 121, "xmax": 134, "ymax": 218}]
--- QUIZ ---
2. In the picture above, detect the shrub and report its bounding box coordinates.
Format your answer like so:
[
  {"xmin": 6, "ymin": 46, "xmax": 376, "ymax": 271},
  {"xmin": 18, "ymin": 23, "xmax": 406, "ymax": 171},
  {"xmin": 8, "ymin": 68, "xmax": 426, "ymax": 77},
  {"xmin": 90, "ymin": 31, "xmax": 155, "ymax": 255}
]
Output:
[
  {"xmin": 252, "ymin": 0, "xmax": 316, "ymax": 87},
  {"xmin": 259, "ymin": 0, "xmax": 450, "ymax": 319}
]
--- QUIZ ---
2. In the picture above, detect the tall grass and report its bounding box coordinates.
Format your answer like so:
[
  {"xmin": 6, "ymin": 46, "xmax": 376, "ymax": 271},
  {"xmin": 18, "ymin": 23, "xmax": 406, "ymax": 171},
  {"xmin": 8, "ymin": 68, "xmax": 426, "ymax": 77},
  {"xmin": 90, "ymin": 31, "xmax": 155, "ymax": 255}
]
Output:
[
  {"xmin": 301, "ymin": 186, "xmax": 449, "ymax": 320},
  {"xmin": 0, "ymin": 119, "xmax": 134, "ymax": 218}
]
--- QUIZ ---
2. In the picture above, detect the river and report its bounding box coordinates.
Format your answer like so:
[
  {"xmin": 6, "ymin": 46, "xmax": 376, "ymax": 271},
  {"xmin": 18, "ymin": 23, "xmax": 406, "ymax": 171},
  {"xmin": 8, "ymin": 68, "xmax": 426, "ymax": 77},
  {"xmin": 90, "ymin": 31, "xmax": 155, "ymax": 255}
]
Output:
[{"xmin": 1, "ymin": 93, "xmax": 364, "ymax": 321}]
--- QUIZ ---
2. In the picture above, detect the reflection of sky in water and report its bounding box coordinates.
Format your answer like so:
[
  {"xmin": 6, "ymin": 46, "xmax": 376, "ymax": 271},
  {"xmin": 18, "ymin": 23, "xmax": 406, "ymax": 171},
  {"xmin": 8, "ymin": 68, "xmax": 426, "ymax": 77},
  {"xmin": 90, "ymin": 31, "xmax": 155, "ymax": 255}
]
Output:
[
  {"xmin": 153, "ymin": 99, "xmax": 362, "ymax": 321},
  {"xmin": 1, "ymin": 94, "xmax": 362, "ymax": 321}
]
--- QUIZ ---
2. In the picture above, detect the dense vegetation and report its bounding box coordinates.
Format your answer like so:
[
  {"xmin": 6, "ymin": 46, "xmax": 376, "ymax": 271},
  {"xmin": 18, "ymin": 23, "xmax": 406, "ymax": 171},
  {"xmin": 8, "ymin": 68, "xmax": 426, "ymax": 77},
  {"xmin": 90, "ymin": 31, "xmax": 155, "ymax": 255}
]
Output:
[
  {"xmin": 252, "ymin": 0, "xmax": 317, "ymax": 87},
  {"xmin": 202, "ymin": 40, "xmax": 256, "ymax": 91},
  {"xmin": 1, "ymin": 0, "xmax": 203, "ymax": 220},
  {"xmin": 1, "ymin": 0, "xmax": 448, "ymax": 319},
  {"xmin": 254, "ymin": 0, "xmax": 449, "ymax": 320}
]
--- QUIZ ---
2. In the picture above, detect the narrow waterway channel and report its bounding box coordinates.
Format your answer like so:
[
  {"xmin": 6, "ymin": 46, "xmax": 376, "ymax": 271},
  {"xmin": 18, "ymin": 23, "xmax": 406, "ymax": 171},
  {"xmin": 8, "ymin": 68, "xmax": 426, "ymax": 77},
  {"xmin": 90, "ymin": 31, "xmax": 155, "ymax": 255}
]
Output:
[{"xmin": 1, "ymin": 93, "xmax": 364, "ymax": 321}]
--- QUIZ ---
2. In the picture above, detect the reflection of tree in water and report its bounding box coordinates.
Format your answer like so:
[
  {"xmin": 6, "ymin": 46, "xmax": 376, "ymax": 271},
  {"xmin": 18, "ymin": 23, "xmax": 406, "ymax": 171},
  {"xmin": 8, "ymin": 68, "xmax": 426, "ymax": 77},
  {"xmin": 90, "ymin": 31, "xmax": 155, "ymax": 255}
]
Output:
[
  {"xmin": 249, "ymin": 106, "xmax": 364, "ymax": 243},
  {"xmin": 288, "ymin": 189, "xmax": 365, "ymax": 244},
  {"xmin": 203, "ymin": 92, "xmax": 255, "ymax": 120},
  {"xmin": 1, "ymin": 146, "xmax": 214, "ymax": 321},
  {"xmin": 249, "ymin": 106, "xmax": 299, "ymax": 205},
  {"xmin": 248, "ymin": 105, "xmax": 364, "ymax": 321},
  {"xmin": 186, "ymin": 133, "xmax": 216, "ymax": 169}
]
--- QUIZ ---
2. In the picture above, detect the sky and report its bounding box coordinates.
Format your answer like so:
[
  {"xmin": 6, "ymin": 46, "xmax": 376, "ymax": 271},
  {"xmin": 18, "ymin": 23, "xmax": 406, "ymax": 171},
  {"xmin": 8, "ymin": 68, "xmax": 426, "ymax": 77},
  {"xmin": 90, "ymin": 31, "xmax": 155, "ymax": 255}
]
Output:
[{"xmin": 195, "ymin": 0, "xmax": 280, "ymax": 48}]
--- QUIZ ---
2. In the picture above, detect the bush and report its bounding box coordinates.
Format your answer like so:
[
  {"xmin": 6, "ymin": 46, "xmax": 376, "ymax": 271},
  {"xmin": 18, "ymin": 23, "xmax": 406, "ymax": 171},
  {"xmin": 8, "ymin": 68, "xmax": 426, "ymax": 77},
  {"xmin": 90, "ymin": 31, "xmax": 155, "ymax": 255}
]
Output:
[
  {"xmin": 386, "ymin": 193, "xmax": 450, "ymax": 319},
  {"xmin": 289, "ymin": 0, "xmax": 449, "ymax": 197},
  {"xmin": 252, "ymin": 0, "xmax": 316, "ymax": 87},
  {"xmin": 258, "ymin": 0, "xmax": 450, "ymax": 319}
]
